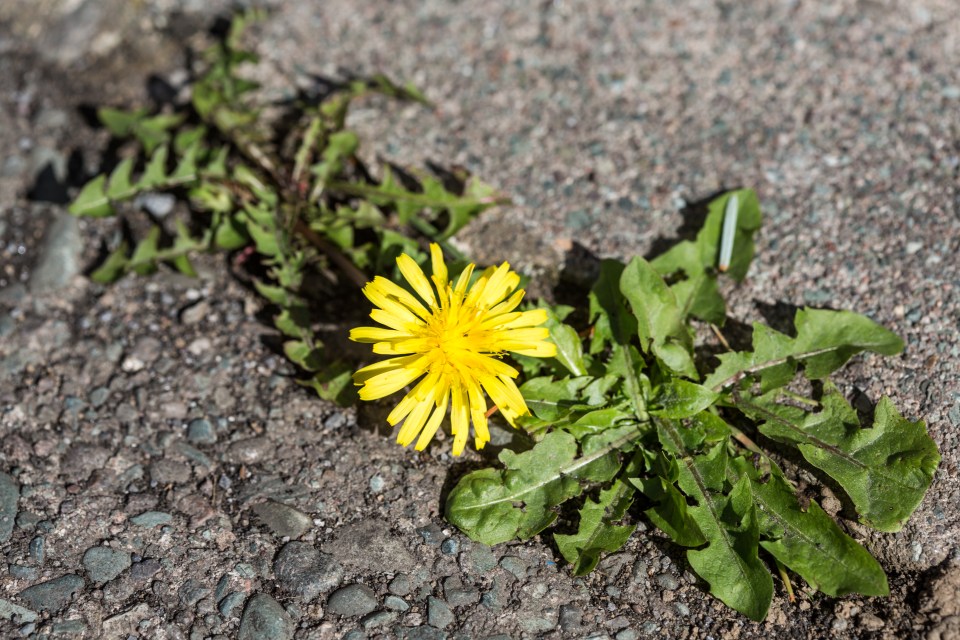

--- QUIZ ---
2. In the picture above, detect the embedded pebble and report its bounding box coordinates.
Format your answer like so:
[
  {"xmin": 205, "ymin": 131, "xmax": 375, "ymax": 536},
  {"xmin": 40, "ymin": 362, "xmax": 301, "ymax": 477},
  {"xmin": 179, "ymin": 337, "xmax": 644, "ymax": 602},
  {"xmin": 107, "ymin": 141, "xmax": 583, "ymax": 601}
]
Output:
[
  {"xmin": 655, "ymin": 573, "xmax": 679, "ymax": 590},
  {"xmin": 18, "ymin": 574, "xmax": 84, "ymax": 612},
  {"xmin": 225, "ymin": 437, "xmax": 274, "ymax": 464},
  {"xmin": 326, "ymin": 583, "xmax": 378, "ymax": 617},
  {"xmin": 427, "ymin": 596, "xmax": 454, "ymax": 629},
  {"xmin": 0, "ymin": 473, "xmax": 20, "ymax": 544},
  {"xmin": 238, "ymin": 593, "xmax": 294, "ymax": 640},
  {"xmin": 0, "ymin": 597, "xmax": 37, "ymax": 623},
  {"xmin": 253, "ymin": 501, "xmax": 312, "ymax": 539},
  {"xmin": 273, "ymin": 542, "xmax": 343, "ymax": 601},
  {"xmin": 384, "ymin": 595, "xmax": 409, "ymax": 612},
  {"xmin": 83, "ymin": 547, "xmax": 131, "ymax": 584},
  {"xmin": 130, "ymin": 511, "xmax": 173, "ymax": 528},
  {"xmin": 187, "ymin": 418, "xmax": 217, "ymax": 444}
]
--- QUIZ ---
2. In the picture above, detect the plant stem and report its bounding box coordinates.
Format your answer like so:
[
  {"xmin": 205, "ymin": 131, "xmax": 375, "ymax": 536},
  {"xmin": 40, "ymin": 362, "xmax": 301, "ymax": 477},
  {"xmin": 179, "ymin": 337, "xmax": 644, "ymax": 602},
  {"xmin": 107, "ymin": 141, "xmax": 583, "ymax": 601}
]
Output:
[{"xmin": 294, "ymin": 220, "xmax": 368, "ymax": 288}]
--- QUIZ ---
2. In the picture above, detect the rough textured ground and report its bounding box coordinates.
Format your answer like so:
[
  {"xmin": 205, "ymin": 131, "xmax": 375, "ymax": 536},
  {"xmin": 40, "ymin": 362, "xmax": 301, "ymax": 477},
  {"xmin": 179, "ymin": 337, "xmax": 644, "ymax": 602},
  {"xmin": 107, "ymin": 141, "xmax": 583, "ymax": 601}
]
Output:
[{"xmin": 1, "ymin": 1, "xmax": 959, "ymax": 638}]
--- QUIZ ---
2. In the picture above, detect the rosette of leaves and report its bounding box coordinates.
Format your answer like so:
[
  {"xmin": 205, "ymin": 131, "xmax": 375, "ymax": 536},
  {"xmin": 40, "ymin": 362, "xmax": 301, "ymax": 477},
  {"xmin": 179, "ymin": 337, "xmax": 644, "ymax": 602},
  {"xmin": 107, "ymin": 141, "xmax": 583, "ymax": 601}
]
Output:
[
  {"xmin": 445, "ymin": 189, "xmax": 939, "ymax": 621},
  {"xmin": 69, "ymin": 10, "xmax": 506, "ymax": 403}
]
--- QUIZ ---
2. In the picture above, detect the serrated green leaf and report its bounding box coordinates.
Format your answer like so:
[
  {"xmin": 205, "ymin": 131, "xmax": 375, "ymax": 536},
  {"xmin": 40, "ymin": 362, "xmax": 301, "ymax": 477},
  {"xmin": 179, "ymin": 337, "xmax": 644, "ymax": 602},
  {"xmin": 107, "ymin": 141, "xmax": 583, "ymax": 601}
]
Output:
[
  {"xmin": 128, "ymin": 227, "xmax": 161, "ymax": 276},
  {"xmin": 520, "ymin": 376, "xmax": 612, "ymax": 423},
  {"xmin": 727, "ymin": 456, "xmax": 888, "ymax": 597},
  {"xmin": 658, "ymin": 423, "xmax": 773, "ymax": 621},
  {"xmin": 446, "ymin": 429, "xmax": 640, "ymax": 545},
  {"xmin": 170, "ymin": 140, "xmax": 201, "ymax": 184},
  {"xmin": 106, "ymin": 158, "xmax": 136, "ymax": 199},
  {"xmin": 620, "ymin": 256, "xmax": 696, "ymax": 378},
  {"xmin": 555, "ymin": 480, "xmax": 637, "ymax": 575},
  {"xmin": 89, "ymin": 241, "xmax": 129, "ymax": 283},
  {"xmin": 650, "ymin": 380, "xmax": 719, "ymax": 419},
  {"xmin": 588, "ymin": 259, "xmax": 636, "ymax": 354},
  {"xmin": 69, "ymin": 175, "xmax": 114, "ymax": 218},
  {"xmin": 540, "ymin": 303, "xmax": 588, "ymax": 376},
  {"xmin": 705, "ymin": 308, "xmax": 905, "ymax": 392},
  {"xmin": 299, "ymin": 360, "xmax": 356, "ymax": 406},
  {"xmin": 741, "ymin": 383, "xmax": 939, "ymax": 532},
  {"xmin": 634, "ymin": 452, "xmax": 707, "ymax": 548},
  {"xmin": 97, "ymin": 107, "xmax": 148, "ymax": 137},
  {"xmin": 213, "ymin": 215, "xmax": 248, "ymax": 250},
  {"xmin": 140, "ymin": 145, "xmax": 170, "ymax": 189}
]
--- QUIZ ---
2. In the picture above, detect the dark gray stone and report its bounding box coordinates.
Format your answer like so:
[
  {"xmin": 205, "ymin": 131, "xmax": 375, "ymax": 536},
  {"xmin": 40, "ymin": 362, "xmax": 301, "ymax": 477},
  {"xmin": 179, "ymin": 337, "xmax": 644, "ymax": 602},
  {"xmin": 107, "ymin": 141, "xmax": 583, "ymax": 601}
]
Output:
[
  {"xmin": 187, "ymin": 418, "xmax": 217, "ymax": 444},
  {"xmin": 416, "ymin": 522, "xmax": 444, "ymax": 546},
  {"xmin": 130, "ymin": 511, "xmax": 173, "ymax": 528},
  {"xmin": 219, "ymin": 592, "xmax": 246, "ymax": 618},
  {"xmin": 324, "ymin": 520, "xmax": 416, "ymax": 573},
  {"xmin": 253, "ymin": 501, "xmax": 312, "ymax": 539},
  {"xmin": 0, "ymin": 597, "xmax": 37, "ymax": 624},
  {"xmin": 238, "ymin": 593, "xmax": 294, "ymax": 640},
  {"xmin": 388, "ymin": 574, "xmax": 412, "ymax": 596},
  {"xmin": 150, "ymin": 460, "xmax": 192, "ymax": 485},
  {"xmin": 274, "ymin": 542, "xmax": 343, "ymax": 602},
  {"xmin": 27, "ymin": 212, "xmax": 81, "ymax": 293},
  {"xmin": 0, "ymin": 472, "xmax": 19, "ymax": 544},
  {"xmin": 225, "ymin": 437, "xmax": 274, "ymax": 465},
  {"xmin": 18, "ymin": 574, "xmax": 84, "ymax": 612},
  {"xmin": 326, "ymin": 584, "xmax": 378, "ymax": 617},
  {"xmin": 499, "ymin": 556, "xmax": 527, "ymax": 580},
  {"xmin": 427, "ymin": 596, "xmax": 454, "ymax": 629},
  {"xmin": 655, "ymin": 573, "xmax": 679, "ymax": 591},
  {"xmin": 361, "ymin": 610, "xmax": 397, "ymax": 630},
  {"xmin": 83, "ymin": 546, "xmax": 132, "ymax": 584},
  {"xmin": 178, "ymin": 578, "xmax": 210, "ymax": 607},
  {"xmin": 384, "ymin": 595, "xmax": 409, "ymax": 612}
]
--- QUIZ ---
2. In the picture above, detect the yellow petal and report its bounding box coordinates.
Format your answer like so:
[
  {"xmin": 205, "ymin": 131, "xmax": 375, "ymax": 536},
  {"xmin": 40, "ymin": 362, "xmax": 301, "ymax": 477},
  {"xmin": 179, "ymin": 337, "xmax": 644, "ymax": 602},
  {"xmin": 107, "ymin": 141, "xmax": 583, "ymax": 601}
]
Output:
[
  {"xmin": 396, "ymin": 253, "xmax": 438, "ymax": 307},
  {"xmin": 450, "ymin": 384, "xmax": 470, "ymax": 456},
  {"xmin": 415, "ymin": 391, "xmax": 449, "ymax": 451},
  {"xmin": 349, "ymin": 326, "xmax": 412, "ymax": 343},
  {"xmin": 430, "ymin": 243, "xmax": 448, "ymax": 286}
]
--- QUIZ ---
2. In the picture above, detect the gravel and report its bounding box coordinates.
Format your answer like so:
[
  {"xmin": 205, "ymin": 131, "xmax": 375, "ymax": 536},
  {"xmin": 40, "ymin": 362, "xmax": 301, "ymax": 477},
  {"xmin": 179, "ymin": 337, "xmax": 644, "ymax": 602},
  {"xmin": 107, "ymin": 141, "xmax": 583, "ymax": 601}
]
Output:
[
  {"xmin": 326, "ymin": 583, "xmax": 378, "ymax": 617},
  {"xmin": 18, "ymin": 574, "xmax": 84, "ymax": 613},
  {"xmin": 273, "ymin": 541, "xmax": 343, "ymax": 602},
  {"xmin": 252, "ymin": 500, "xmax": 313, "ymax": 538},
  {"xmin": 238, "ymin": 593, "xmax": 294, "ymax": 640},
  {"xmin": 0, "ymin": 472, "xmax": 18, "ymax": 544},
  {"xmin": 427, "ymin": 596, "xmax": 455, "ymax": 629}
]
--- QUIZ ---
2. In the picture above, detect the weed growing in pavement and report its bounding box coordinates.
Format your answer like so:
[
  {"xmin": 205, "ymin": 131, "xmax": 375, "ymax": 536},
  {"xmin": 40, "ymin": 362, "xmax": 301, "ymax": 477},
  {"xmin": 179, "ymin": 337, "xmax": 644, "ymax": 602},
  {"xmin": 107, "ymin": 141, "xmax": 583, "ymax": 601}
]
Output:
[{"xmin": 71, "ymin": 10, "xmax": 938, "ymax": 621}]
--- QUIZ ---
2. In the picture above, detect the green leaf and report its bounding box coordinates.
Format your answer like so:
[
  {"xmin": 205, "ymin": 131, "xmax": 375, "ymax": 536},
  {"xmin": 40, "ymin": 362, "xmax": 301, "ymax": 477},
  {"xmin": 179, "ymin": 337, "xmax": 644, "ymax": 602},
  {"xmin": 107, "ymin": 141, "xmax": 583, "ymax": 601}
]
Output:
[
  {"xmin": 620, "ymin": 256, "xmax": 696, "ymax": 377},
  {"xmin": 727, "ymin": 456, "xmax": 889, "ymax": 597},
  {"xmin": 588, "ymin": 259, "xmax": 636, "ymax": 354},
  {"xmin": 657, "ymin": 422, "xmax": 773, "ymax": 621},
  {"xmin": 649, "ymin": 380, "xmax": 719, "ymax": 419},
  {"xmin": 634, "ymin": 452, "xmax": 707, "ymax": 548},
  {"xmin": 520, "ymin": 376, "xmax": 612, "ymax": 423},
  {"xmin": 299, "ymin": 361, "xmax": 356, "ymax": 406},
  {"xmin": 540, "ymin": 303, "xmax": 588, "ymax": 376},
  {"xmin": 555, "ymin": 480, "xmax": 637, "ymax": 575},
  {"xmin": 128, "ymin": 227, "xmax": 161, "ymax": 276},
  {"xmin": 140, "ymin": 146, "xmax": 170, "ymax": 189},
  {"xmin": 97, "ymin": 107, "xmax": 148, "ymax": 137},
  {"xmin": 704, "ymin": 308, "xmax": 905, "ymax": 392},
  {"xmin": 741, "ymin": 383, "xmax": 939, "ymax": 532},
  {"xmin": 69, "ymin": 175, "xmax": 114, "ymax": 218},
  {"xmin": 649, "ymin": 189, "xmax": 761, "ymax": 324},
  {"xmin": 89, "ymin": 241, "xmax": 129, "ymax": 283},
  {"xmin": 106, "ymin": 158, "xmax": 136, "ymax": 199},
  {"xmin": 446, "ymin": 429, "xmax": 640, "ymax": 545}
]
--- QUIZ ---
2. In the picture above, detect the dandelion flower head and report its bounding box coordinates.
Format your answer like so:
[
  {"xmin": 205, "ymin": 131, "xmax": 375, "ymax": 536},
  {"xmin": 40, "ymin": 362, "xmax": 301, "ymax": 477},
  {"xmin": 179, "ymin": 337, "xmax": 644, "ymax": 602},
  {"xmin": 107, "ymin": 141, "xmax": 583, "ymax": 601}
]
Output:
[{"xmin": 350, "ymin": 244, "xmax": 556, "ymax": 455}]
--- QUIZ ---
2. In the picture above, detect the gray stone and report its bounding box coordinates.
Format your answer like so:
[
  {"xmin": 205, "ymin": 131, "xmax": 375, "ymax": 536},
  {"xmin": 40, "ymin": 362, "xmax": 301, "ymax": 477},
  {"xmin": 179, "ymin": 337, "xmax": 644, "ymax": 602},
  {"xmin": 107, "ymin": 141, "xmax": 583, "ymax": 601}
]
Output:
[
  {"xmin": 499, "ymin": 556, "xmax": 527, "ymax": 580},
  {"xmin": 135, "ymin": 192, "xmax": 176, "ymax": 217},
  {"xmin": 559, "ymin": 605, "xmax": 582, "ymax": 631},
  {"xmin": 384, "ymin": 595, "xmax": 409, "ymax": 612},
  {"xmin": 388, "ymin": 574, "xmax": 412, "ymax": 596},
  {"xmin": 238, "ymin": 593, "xmax": 294, "ymax": 640},
  {"xmin": 102, "ymin": 603, "xmax": 152, "ymax": 638},
  {"xmin": 274, "ymin": 542, "xmax": 343, "ymax": 601},
  {"xmin": 150, "ymin": 459, "xmax": 192, "ymax": 485},
  {"xmin": 440, "ymin": 538, "xmax": 459, "ymax": 555},
  {"xmin": 326, "ymin": 584, "xmax": 378, "ymax": 617},
  {"xmin": 129, "ymin": 558, "xmax": 162, "ymax": 582},
  {"xmin": 51, "ymin": 619, "xmax": 86, "ymax": 635},
  {"xmin": 416, "ymin": 522, "xmax": 444, "ymax": 546},
  {"xmin": 225, "ymin": 437, "xmax": 274, "ymax": 465},
  {"xmin": 655, "ymin": 573, "xmax": 679, "ymax": 590},
  {"xmin": 463, "ymin": 545, "xmax": 497, "ymax": 574},
  {"xmin": 427, "ymin": 597, "xmax": 454, "ymax": 629},
  {"xmin": 18, "ymin": 574, "xmax": 84, "ymax": 612},
  {"xmin": 0, "ymin": 472, "xmax": 19, "ymax": 543},
  {"xmin": 187, "ymin": 418, "xmax": 217, "ymax": 444},
  {"xmin": 616, "ymin": 630, "xmax": 639, "ymax": 640},
  {"xmin": 324, "ymin": 520, "xmax": 417, "ymax": 573},
  {"xmin": 361, "ymin": 610, "xmax": 397, "ymax": 630},
  {"xmin": 253, "ymin": 501, "xmax": 312, "ymax": 539},
  {"xmin": 83, "ymin": 546, "xmax": 132, "ymax": 584},
  {"xmin": 178, "ymin": 578, "xmax": 210, "ymax": 606},
  {"xmin": 27, "ymin": 212, "xmax": 81, "ymax": 293},
  {"xmin": 443, "ymin": 576, "xmax": 480, "ymax": 608},
  {"xmin": 0, "ymin": 597, "xmax": 37, "ymax": 624},
  {"xmin": 219, "ymin": 592, "xmax": 246, "ymax": 618},
  {"xmin": 130, "ymin": 511, "xmax": 173, "ymax": 528},
  {"xmin": 28, "ymin": 536, "xmax": 44, "ymax": 563}
]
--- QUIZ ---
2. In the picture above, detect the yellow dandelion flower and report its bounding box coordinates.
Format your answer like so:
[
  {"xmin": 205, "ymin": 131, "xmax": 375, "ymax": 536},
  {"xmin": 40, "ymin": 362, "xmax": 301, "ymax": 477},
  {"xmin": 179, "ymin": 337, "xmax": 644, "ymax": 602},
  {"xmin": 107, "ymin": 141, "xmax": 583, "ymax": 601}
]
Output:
[{"xmin": 350, "ymin": 244, "xmax": 557, "ymax": 456}]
